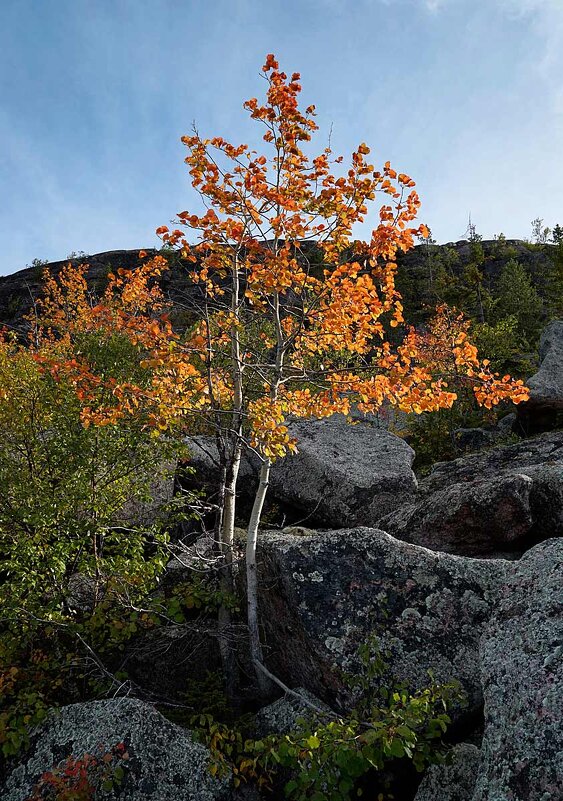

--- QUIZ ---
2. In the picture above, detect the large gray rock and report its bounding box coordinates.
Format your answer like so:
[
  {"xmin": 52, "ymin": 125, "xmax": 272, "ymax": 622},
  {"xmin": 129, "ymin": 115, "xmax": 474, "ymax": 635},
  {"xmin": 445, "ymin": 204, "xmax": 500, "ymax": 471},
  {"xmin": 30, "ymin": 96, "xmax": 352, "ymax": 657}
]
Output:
[
  {"xmin": 414, "ymin": 743, "xmax": 480, "ymax": 801},
  {"xmin": 1, "ymin": 698, "xmax": 229, "ymax": 801},
  {"xmin": 269, "ymin": 417, "xmax": 417, "ymax": 526},
  {"xmin": 518, "ymin": 320, "xmax": 563, "ymax": 432},
  {"xmin": 119, "ymin": 460, "xmax": 177, "ymax": 528},
  {"xmin": 257, "ymin": 528, "xmax": 509, "ymax": 718},
  {"xmin": 185, "ymin": 416, "xmax": 417, "ymax": 529},
  {"xmin": 254, "ymin": 688, "xmax": 332, "ymax": 737},
  {"xmin": 472, "ymin": 539, "xmax": 563, "ymax": 801},
  {"xmin": 379, "ymin": 432, "xmax": 563, "ymax": 557},
  {"xmin": 379, "ymin": 474, "xmax": 534, "ymax": 557}
]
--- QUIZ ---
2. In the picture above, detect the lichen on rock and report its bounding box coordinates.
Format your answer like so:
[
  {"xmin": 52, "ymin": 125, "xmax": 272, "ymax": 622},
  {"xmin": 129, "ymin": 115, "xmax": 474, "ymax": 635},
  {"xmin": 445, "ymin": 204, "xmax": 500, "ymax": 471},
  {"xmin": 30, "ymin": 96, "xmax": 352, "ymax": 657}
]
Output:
[{"xmin": 1, "ymin": 698, "xmax": 229, "ymax": 801}]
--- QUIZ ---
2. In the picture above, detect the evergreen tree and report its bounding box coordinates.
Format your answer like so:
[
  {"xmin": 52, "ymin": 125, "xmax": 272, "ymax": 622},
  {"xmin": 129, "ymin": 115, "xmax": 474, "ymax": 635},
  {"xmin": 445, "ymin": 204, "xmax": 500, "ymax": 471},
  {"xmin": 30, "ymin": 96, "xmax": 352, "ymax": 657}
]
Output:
[
  {"xmin": 493, "ymin": 258, "xmax": 543, "ymax": 347},
  {"xmin": 461, "ymin": 219, "xmax": 493, "ymax": 323},
  {"xmin": 546, "ymin": 224, "xmax": 563, "ymax": 318},
  {"xmin": 551, "ymin": 223, "xmax": 563, "ymax": 246},
  {"xmin": 531, "ymin": 217, "xmax": 551, "ymax": 245}
]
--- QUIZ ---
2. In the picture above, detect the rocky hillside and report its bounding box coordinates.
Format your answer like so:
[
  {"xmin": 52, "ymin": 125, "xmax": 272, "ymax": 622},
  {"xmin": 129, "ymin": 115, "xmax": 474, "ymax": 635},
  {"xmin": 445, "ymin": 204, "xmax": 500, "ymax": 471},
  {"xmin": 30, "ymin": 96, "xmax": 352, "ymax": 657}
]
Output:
[
  {"xmin": 0, "ymin": 249, "xmax": 185, "ymax": 334},
  {"xmin": 0, "ymin": 238, "xmax": 559, "ymax": 336},
  {"xmin": 0, "ymin": 245, "xmax": 562, "ymax": 800}
]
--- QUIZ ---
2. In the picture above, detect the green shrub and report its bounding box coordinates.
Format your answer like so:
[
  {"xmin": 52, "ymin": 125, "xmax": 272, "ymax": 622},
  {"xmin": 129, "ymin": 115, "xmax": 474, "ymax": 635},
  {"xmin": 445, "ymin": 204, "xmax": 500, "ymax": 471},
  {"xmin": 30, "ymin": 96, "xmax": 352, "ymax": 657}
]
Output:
[
  {"xmin": 0, "ymin": 334, "xmax": 190, "ymax": 759},
  {"xmin": 194, "ymin": 640, "xmax": 463, "ymax": 800}
]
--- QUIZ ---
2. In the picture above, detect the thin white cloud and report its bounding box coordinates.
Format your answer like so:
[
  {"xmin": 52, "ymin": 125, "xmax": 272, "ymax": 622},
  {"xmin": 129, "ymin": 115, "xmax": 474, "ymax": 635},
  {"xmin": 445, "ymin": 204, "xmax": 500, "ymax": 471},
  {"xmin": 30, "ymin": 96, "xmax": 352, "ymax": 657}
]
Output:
[
  {"xmin": 416, "ymin": 0, "xmax": 563, "ymax": 111},
  {"xmin": 423, "ymin": 0, "xmax": 448, "ymax": 11},
  {"xmin": 500, "ymin": 0, "xmax": 563, "ymax": 112}
]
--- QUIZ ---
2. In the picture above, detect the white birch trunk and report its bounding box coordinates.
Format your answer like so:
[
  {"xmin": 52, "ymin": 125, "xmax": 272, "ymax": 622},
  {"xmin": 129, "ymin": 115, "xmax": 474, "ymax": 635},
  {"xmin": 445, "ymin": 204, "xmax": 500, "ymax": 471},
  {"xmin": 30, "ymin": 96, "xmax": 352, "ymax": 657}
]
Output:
[{"xmin": 246, "ymin": 458, "xmax": 272, "ymax": 696}]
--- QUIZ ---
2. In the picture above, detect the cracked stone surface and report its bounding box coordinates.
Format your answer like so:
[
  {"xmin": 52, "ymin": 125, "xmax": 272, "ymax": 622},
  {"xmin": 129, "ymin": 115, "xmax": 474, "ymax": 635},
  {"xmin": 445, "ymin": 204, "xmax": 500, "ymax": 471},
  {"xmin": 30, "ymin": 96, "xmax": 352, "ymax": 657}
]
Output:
[
  {"xmin": 258, "ymin": 528, "xmax": 509, "ymax": 719},
  {"xmin": 414, "ymin": 743, "xmax": 480, "ymax": 801},
  {"xmin": 1, "ymin": 698, "xmax": 229, "ymax": 801},
  {"xmin": 472, "ymin": 538, "xmax": 563, "ymax": 801}
]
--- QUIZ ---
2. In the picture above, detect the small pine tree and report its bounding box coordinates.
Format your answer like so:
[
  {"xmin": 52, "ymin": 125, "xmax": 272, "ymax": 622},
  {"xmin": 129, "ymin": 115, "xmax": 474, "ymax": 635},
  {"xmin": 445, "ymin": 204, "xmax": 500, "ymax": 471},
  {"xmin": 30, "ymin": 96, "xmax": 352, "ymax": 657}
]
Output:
[
  {"xmin": 531, "ymin": 217, "xmax": 551, "ymax": 245},
  {"xmin": 551, "ymin": 224, "xmax": 563, "ymax": 246},
  {"xmin": 462, "ymin": 219, "xmax": 491, "ymax": 323},
  {"xmin": 493, "ymin": 258, "xmax": 543, "ymax": 347},
  {"xmin": 546, "ymin": 224, "xmax": 563, "ymax": 318}
]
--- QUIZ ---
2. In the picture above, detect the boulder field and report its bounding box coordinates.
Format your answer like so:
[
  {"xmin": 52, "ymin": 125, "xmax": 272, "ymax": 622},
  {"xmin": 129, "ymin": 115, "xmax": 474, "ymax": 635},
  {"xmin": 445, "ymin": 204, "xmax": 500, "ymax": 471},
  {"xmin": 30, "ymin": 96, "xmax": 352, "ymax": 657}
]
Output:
[
  {"xmin": 6, "ymin": 532, "xmax": 560, "ymax": 800},
  {"xmin": 258, "ymin": 531, "xmax": 562, "ymax": 801},
  {"xmin": 2, "ymin": 321, "xmax": 563, "ymax": 801}
]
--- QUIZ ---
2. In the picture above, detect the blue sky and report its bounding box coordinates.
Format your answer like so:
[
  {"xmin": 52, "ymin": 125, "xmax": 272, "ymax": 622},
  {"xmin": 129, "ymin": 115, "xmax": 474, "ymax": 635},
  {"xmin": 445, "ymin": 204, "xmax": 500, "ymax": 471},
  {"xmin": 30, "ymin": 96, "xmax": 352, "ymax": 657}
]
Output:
[{"xmin": 1, "ymin": 0, "xmax": 562, "ymax": 275}]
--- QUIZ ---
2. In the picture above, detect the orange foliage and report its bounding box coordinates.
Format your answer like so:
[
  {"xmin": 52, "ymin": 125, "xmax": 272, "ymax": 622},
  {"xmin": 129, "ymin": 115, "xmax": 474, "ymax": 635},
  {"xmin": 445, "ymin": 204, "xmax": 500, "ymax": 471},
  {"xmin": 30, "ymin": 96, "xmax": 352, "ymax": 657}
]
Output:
[{"xmin": 32, "ymin": 55, "xmax": 528, "ymax": 458}]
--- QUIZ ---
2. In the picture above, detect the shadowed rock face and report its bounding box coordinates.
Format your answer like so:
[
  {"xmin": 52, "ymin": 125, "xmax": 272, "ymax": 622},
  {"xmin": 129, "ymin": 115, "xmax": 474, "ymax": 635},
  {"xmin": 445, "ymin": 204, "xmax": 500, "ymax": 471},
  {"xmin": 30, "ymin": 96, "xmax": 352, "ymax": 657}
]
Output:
[
  {"xmin": 254, "ymin": 689, "xmax": 332, "ymax": 737},
  {"xmin": 421, "ymin": 431, "xmax": 563, "ymax": 496},
  {"xmin": 452, "ymin": 427, "xmax": 504, "ymax": 454},
  {"xmin": 473, "ymin": 538, "xmax": 563, "ymax": 801},
  {"xmin": 122, "ymin": 623, "xmax": 223, "ymax": 702},
  {"xmin": 378, "ymin": 473, "xmax": 534, "ymax": 557},
  {"xmin": 0, "ymin": 698, "xmax": 229, "ymax": 801},
  {"xmin": 378, "ymin": 431, "xmax": 563, "ymax": 557},
  {"xmin": 414, "ymin": 743, "xmax": 480, "ymax": 801},
  {"xmin": 257, "ymin": 528, "xmax": 510, "ymax": 719},
  {"xmin": 518, "ymin": 320, "xmax": 563, "ymax": 433},
  {"xmin": 0, "ymin": 251, "xmax": 158, "ymax": 334}
]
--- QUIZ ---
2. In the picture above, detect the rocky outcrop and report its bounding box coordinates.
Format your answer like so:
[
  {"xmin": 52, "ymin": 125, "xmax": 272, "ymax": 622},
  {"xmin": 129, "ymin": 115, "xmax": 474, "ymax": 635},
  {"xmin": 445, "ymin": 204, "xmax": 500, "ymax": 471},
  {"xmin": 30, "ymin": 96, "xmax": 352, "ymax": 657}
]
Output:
[
  {"xmin": 254, "ymin": 689, "xmax": 332, "ymax": 737},
  {"xmin": 414, "ymin": 743, "xmax": 480, "ymax": 801},
  {"xmin": 257, "ymin": 528, "xmax": 509, "ymax": 718},
  {"xmin": 185, "ymin": 416, "xmax": 417, "ymax": 529},
  {"xmin": 269, "ymin": 417, "xmax": 417, "ymax": 526},
  {"xmin": 0, "ymin": 249, "xmax": 209, "ymax": 336},
  {"xmin": 379, "ymin": 431, "xmax": 563, "ymax": 557},
  {"xmin": 518, "ymin": 320, "xmax": 563, "ymax": 432},
  {"xmin": 379, "ymin": 473, "xmax": 534, "ymax": 557},
  {"xmin": 472, "ymin": 538, "xmax": 563, "ymax": 800},
  {"xmin": 1, "ymin": 697, "xmax": 229, "ymax": 801},
  {"xmin": 2, "ymin": 240, "xmax": 555, "ymax": 334}
]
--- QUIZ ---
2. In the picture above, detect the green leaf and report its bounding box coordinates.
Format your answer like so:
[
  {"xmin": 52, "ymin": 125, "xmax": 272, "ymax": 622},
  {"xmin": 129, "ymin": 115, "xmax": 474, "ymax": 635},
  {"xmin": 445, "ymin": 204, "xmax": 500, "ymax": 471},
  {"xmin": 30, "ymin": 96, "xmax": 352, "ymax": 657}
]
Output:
[{"xmin": 387, "ymin": 739, "xmax": 405, "ymax": 758}]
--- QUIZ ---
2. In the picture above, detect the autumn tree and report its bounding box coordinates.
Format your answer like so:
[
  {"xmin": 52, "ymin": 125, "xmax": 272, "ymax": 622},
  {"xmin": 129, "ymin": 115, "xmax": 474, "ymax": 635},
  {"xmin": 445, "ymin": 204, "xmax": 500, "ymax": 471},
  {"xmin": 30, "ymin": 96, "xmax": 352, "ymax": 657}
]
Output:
[
  {"xmin": 0, "ymin": 257, "xmax": 191, "ymax": 621},
  {"xmin": 42, "ymin": 55, "xmax": 529, "ymax": 696},
  {"xmin": 0, "ymin": 279, "xmax": 194, "ymax": 753}
]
